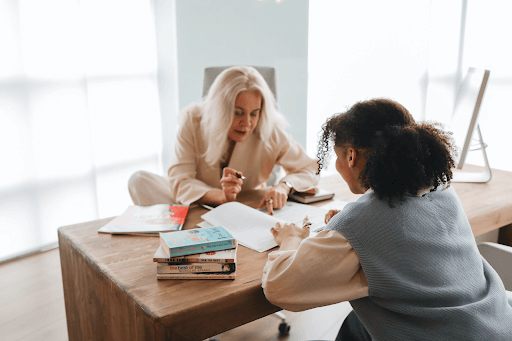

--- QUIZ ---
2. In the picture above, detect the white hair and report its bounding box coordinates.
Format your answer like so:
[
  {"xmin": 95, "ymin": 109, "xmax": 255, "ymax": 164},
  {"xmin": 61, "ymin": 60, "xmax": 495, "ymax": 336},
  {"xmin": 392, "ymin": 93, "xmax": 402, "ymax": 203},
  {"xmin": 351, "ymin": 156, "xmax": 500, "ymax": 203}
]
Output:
[{"xmin": 200, "ymin": 65, "xmax": 288, "ymax": 166}]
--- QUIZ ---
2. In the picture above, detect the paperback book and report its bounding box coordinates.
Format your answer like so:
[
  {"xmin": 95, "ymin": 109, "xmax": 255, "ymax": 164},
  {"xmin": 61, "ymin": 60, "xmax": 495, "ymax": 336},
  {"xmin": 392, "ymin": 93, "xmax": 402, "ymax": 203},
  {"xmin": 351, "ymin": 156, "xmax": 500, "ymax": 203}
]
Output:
[
  {"xmin": 156, "ymin": 262, "xmax": 235, "ymax": 274},
  {"xmin": 153, "ymin": 245, "xmax": 237, "ymax": 263},
  {"xmin": 159, "ymin": 226, "xmax": 236, "ymax": 257},
  {"xmin": 98, "ymin": 204, "xmax": 189, "ymax": 235},
  {"xmin": 156, "ymin": 270, "xmax": 236, "ymax": 280}
]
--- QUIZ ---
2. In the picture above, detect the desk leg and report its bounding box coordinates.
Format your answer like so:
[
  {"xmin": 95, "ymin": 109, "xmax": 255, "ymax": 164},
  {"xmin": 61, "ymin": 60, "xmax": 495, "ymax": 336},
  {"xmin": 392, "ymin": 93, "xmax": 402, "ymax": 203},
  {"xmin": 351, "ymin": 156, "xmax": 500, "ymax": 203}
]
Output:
[
  {"xmin": 58, "ymin": 231, "xmax": 171, "ymax": 341},
  {"xmin": 499, "ymin": 223, "xmax": 512, "ymax": 247}
]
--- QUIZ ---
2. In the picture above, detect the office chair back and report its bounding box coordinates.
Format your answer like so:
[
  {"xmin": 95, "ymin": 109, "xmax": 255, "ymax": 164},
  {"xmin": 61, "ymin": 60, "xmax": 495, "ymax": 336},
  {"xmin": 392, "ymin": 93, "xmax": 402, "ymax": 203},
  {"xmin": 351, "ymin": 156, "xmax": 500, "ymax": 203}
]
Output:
[
  {"xmin": 478, "ymin": 242, "xmax": 512, "ymax": 291},
  {"xmin": 202, "ymin": 66, "xmax": 277, "ymax": 100}
]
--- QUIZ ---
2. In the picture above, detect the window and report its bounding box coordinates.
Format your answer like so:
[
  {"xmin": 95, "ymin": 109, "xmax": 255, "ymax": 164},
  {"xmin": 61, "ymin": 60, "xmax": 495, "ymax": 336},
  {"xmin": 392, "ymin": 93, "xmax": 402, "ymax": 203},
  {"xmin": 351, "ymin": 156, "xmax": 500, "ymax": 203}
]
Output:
[
  {"xmin": 307, "ymin": 0, "xmax": 512, "ymax": 173},
  {"xmin": 0, "ymin": 0, "xmax": 163, "ymax": 261}
]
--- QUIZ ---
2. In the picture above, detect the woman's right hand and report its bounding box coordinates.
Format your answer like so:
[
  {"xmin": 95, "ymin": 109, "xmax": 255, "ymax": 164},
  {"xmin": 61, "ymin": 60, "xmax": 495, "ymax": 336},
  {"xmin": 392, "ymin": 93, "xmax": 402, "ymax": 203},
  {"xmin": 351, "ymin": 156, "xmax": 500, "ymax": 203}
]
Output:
[
  {"xmin": 220, "ymin": 167, "xmax": 244, "ymax": 202},
  {"xmin": 324, "ymin": 209, "xmax": 341, "ymax": 224}
]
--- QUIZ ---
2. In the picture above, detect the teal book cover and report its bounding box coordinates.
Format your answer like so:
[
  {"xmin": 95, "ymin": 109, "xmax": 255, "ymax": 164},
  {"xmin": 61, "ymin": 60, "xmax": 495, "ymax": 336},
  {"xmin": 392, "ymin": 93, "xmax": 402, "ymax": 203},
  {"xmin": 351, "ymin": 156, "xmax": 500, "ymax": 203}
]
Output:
[{"xmin": 159, "ymin": 226, "xmax": 236, "ymax": 257}]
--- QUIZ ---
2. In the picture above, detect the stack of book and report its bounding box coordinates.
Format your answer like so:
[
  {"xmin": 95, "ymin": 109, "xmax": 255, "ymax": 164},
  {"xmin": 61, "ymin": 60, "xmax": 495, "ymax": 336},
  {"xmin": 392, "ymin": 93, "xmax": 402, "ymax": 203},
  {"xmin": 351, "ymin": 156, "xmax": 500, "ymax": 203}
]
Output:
[{"xmin": 155, "ymin": 226, "xmax": 237, "ymax": 280}]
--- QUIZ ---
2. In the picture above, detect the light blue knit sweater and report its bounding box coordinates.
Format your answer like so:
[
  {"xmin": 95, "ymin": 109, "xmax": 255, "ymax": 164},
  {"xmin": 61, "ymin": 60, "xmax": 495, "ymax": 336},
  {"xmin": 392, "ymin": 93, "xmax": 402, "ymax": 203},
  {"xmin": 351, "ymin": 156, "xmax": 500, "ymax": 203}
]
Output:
[{"xmin": 326, "ymin": 186, "xmax": 512, "ymax": 340}]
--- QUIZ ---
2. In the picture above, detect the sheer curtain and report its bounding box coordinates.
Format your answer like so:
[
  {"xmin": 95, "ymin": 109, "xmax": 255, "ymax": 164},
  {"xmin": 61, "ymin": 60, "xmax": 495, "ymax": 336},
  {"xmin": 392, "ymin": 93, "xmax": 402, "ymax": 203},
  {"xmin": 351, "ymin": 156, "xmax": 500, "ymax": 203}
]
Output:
[
  {"xmin": 461, "ymin": 0, "xmax": 512, "ymax": 171},
  {"xmin": 307, "ymin": 0, "xmax": 430, "ymax": 175},
  {"xmin": 308, "ymin": 0, "xmax": 512, "ymax": 173},
  {"xmin": 0, "ymin": 0, "xmax": 167, "ymax": 262}
]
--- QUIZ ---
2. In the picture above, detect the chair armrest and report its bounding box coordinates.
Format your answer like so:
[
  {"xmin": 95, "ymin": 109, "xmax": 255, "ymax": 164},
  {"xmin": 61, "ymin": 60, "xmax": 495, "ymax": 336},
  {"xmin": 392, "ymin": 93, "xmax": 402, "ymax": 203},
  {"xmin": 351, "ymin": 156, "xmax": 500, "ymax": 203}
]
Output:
[{"xmin": 477, "ymin": 242, "xmax": 512, "ymax": 291}]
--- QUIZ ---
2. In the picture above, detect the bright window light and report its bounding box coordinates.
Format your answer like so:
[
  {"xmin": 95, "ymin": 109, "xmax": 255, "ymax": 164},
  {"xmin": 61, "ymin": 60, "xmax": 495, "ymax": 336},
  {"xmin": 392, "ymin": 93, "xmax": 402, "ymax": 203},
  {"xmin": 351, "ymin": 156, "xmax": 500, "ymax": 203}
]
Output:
[
  {"xmin": 307, "ymin": 0, "xmax": 430, "ymax": 156},
  {"xmin": 0, "ymin": 0, "xmax": 162, "ymax": 261},
  {"xmin": 30, "ymin": 85, "xmax": 93, "ymax": 181},
  {"xmin": 37, "ymin": 179, "xmax": 98, "ymax": 244},
  {"xmin": 81, "ymin": 0, "xmax": 158, "ymax": 77},
  {"xmin": 0, "ymin": 89, "xmax": 33, "ymax": 190},
  {"xmin": 0, "ymin": 0, "xmax": 22, "ymax": 79},
  {"xmin": 87, "ymin": 78, "xmax": 161, "ymax": 168},
  {"xmin": 18, "ymin": 0, "xmax": 83, "ymax": 80},
  {"xmin": 0, "ymin": 193, "xmax": 38, "ymax": 261}
]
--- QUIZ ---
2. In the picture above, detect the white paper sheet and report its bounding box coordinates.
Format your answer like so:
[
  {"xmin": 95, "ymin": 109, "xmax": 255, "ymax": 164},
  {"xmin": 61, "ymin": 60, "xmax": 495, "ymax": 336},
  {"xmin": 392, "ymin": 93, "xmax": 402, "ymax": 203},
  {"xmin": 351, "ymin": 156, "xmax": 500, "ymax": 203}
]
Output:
[
  {"xmin": 201, "ymin": 201, "xmax": 329, "ymax": 252},
  {"xmin": 265, "ymin": 201, "xmax": 329, "ymax": 232},
  {"xmin": 318, "ymin": 199, "xmax": 349, "ymax": 212}
]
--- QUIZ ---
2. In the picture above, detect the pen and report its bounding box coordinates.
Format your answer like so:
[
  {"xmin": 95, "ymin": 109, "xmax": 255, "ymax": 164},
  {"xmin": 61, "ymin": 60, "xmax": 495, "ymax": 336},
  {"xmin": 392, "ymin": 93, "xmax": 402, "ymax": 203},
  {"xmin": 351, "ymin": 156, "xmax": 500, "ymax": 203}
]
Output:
[{"xmin": 235, "ymin": 173, "xmax": 246, "ymax": 180}]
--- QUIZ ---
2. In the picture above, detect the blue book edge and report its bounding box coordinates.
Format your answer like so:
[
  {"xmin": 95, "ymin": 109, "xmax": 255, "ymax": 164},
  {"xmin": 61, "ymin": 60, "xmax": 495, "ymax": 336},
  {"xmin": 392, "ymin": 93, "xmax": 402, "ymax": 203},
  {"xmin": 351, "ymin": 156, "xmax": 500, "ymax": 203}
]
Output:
[{"xmin": 160, "ymin": 226, "xmax": 236, "ymax": 257}]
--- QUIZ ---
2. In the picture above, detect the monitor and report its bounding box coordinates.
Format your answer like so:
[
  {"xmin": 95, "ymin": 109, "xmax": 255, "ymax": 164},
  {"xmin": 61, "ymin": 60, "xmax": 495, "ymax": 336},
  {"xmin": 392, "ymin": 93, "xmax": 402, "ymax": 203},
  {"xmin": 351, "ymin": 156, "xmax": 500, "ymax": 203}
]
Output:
[
  {"xmin": 449, "ymin": 67, "xmax": 490, "ymax": 169},
  {"xmin": 448, "ymin": 67, "xmax": 491, "ymax": 182}
]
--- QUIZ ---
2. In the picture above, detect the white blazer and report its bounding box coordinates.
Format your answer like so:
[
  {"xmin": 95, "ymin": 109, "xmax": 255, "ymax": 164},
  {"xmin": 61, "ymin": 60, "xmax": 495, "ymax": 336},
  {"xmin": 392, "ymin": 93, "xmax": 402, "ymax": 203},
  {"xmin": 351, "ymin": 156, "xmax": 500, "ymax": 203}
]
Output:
[{"xmin": 168, "ymin": 104, "xmax": 319, "ymax": 205}]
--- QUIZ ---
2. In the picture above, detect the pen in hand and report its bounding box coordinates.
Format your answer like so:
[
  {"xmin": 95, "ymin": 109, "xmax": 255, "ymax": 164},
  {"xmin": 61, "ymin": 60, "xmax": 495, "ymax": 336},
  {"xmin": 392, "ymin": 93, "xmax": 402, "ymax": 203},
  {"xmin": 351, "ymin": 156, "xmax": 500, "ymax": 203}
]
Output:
[
  {"xmin": 303, "ymin": 216, "xmax": 312, "ymax": 229},
  {"xmin": 235, "ymin": 173, "xmax": 246, "ymax": 180}
]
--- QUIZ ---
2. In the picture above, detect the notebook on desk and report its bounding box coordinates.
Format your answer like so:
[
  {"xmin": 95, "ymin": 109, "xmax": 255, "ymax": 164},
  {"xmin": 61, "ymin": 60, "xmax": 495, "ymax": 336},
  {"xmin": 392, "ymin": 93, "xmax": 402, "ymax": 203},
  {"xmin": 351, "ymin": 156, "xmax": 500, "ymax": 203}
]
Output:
[{"xmin": 289, "ymin": 188, "xmax": 335, "ymax": 204}]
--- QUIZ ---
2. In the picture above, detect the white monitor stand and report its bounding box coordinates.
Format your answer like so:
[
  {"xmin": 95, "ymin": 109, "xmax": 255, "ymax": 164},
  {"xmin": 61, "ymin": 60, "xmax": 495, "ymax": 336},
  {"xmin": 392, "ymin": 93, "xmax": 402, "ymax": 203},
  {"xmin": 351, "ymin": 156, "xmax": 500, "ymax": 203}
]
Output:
[
  {"xmin": 449, "ymin": 67, "xmax": 491, "ymax": 183},
  {"xmin": 451, "ymin": 124, "xmax": 492, "ymax": 183}
]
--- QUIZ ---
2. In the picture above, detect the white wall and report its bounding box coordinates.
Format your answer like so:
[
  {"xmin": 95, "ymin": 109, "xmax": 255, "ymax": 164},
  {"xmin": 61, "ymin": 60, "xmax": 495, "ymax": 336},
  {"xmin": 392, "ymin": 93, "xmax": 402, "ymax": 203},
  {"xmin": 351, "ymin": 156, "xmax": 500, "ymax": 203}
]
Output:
[{"xmin": 175, "ymin": 0, "xmax": 309, "ymax": 150}]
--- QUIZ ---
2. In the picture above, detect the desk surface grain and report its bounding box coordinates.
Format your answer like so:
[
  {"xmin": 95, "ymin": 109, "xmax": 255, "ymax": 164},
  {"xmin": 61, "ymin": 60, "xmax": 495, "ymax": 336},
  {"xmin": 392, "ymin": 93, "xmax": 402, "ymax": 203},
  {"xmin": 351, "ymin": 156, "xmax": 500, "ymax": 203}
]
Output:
[
  {"xmin": 319, "ymin": 164, "xmax": 512, "ymax": 237},
  {"xmin": 58, "ymin": 165, "xmax": 512, "ymax": 340}
]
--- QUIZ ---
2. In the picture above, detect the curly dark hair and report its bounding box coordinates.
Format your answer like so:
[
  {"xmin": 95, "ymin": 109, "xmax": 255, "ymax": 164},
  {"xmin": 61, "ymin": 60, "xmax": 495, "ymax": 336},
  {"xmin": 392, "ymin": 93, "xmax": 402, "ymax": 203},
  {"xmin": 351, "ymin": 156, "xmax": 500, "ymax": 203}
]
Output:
[{"xmin": 317, "ymin": 98, "xmax": 457, "ymax": 203}]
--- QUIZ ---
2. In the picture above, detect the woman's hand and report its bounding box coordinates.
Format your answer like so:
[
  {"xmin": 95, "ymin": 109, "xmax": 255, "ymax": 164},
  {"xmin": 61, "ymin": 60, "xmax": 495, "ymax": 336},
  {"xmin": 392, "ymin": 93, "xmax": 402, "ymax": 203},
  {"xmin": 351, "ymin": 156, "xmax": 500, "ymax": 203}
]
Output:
[
  {"xmin": 257, "ymin": 182, "xmax": 290, "ymax": 215},
  {"xmin": 324, "ymin": 209, "xmax": 341, "ymax": 224},
  {"xmin": 270, "ymin": 216, "xmax": 310, "ymax": 249},
  {"xmin": 220, "ymin": 167, "xmax": 243, "ymax": 202}
]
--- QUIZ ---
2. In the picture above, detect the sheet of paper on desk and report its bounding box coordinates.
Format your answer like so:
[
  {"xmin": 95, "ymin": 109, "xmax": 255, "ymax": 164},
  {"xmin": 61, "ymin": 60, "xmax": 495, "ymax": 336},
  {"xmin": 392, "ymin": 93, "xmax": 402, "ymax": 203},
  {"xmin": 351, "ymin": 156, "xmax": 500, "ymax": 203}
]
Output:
[
  {"xmin": 200, "ymin": 202, "xmax": 329, "ymax": 252},
  {"xmin": 318, "ymin": 199, "xmax": 349, "ymax": 212},
  {"xmin": 259, "ymin": 201, "xmax": 329, "ymax": 233},
  {"xmin": 197, "ymin": 220, "xmax": 263, "ymax": 251},
  {"xmin": 201, "ymin": 202, "xmax": 282, "ymax": 252}
]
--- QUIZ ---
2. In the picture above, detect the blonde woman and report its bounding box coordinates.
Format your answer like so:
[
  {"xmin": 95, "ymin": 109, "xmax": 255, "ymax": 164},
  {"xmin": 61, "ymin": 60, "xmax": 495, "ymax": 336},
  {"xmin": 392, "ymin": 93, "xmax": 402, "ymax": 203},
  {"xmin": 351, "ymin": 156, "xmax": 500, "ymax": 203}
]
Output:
[{"xmin": 128, "ymin": 66, "xmax": 318, "ymax": 214}]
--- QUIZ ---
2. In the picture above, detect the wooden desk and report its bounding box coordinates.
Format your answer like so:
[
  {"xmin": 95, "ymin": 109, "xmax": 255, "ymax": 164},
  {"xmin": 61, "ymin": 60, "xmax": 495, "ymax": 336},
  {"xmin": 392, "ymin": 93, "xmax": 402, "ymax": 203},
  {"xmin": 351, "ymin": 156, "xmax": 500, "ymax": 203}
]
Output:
[
  {"xmin": 59, "ymin": 165, "xmax": 512, "ymax": 341},
  {"xmin": 320, "ymin": 164, "xmax": 512, "ymax": 238}
]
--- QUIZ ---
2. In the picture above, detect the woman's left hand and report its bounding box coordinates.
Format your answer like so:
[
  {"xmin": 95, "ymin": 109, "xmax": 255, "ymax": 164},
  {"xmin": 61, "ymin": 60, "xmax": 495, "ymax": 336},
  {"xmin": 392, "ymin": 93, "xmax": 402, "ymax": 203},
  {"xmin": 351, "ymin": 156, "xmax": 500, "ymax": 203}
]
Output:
[
  {"xmin": 257, "ymin": 183, "xmax": 290, "ymax": 215},
  {"xmin": 270, "ymin": 217, "xmax": 310, "ymax": 248}
]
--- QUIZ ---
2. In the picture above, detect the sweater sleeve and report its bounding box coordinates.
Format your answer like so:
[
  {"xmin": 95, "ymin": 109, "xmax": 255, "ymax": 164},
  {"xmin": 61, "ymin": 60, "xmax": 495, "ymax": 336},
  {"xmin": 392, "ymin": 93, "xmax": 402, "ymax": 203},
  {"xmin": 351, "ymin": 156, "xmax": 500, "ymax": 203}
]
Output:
[
  {"xmin": 262, "ymin": 229, "xmax": 369, "ymax": 312},
  {"xmin": 276, "ymin": 132, "xmax": 319, "ymax": 192},
  {"xmin": 168, "ymin": 107, "xmax": 214, "ymax": 205}
]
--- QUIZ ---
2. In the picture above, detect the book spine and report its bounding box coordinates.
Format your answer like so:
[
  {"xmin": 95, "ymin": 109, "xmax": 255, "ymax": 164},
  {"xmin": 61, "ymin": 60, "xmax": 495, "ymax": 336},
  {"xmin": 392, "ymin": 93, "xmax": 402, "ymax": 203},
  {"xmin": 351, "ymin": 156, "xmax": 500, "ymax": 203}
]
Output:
[
  {"xmin": 154, "ymin": 257, "xmax": 235, "ymax": 263},
  {"xmin": 156, "ymin": 273, "xmax": 236, "ymax": 280},
  {"xmin": 157, "ymin": 263, "xmax": 235, "ymax": 274},
  {"xmin": 168, "ymin": 239, "xmax": 236, "ymax": 257}
]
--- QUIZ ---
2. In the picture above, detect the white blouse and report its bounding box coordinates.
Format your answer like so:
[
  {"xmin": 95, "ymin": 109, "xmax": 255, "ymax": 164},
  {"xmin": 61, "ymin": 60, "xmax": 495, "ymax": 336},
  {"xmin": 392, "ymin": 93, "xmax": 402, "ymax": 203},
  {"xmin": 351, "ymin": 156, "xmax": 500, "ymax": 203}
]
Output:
[{"xmin": 262, "ymin": 229, "xmax": 369, "ymax": 312}]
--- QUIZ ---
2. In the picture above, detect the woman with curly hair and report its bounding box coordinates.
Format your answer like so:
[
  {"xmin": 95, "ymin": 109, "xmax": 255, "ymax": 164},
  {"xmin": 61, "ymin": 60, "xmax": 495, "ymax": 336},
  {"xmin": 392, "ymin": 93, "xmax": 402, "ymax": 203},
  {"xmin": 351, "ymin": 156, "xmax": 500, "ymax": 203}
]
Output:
[
  {"xmin": 262, "ymin": 98, "xmax": 512, "ymax": 340},
  {"xmin": 128, "ymin": 66, "xmax": 318, "ymax": 213}
]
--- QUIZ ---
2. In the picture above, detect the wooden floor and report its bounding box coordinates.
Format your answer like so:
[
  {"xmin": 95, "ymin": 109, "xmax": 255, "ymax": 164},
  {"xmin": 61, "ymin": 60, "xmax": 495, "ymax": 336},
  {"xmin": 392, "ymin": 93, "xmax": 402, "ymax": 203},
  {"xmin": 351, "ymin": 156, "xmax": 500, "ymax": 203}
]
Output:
[{"xmin": 0, "ymin": 248, "xmax": 351, "ymax": 341}]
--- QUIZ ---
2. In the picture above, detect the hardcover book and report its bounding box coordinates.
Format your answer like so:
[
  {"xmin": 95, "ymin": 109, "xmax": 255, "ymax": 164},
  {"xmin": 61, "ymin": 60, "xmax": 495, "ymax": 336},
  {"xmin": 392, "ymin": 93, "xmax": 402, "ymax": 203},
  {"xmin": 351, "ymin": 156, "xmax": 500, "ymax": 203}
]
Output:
[
  {"xmin": 289, "ymin": 188, "xmax": 335, "ymax": 204},
  {"xmin": 156, "ymin": 262, "xmax": 235, "ymax": 274},
  {"xmin": 153, "ymin": 245, "xmax": 237, "ymax": 263},
  {"xmin": 156, "ymin": 270, "xmax": 236, "ymax": 280},
  {"xmin": 159, "ymin": 226, "xmax": 236, "ymax": 257},
  {"xmin": 98, "ymin": 204, "xmax": 189, "ymax": 235}
]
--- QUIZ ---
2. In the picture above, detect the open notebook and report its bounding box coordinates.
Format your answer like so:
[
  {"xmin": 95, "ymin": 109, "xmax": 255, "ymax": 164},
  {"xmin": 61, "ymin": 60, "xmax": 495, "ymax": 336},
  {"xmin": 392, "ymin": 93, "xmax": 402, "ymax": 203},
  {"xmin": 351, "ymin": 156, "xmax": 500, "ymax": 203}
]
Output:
[{"xmin": 200, "ymin": 201, "xmax": 331, "ymax": 252}]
